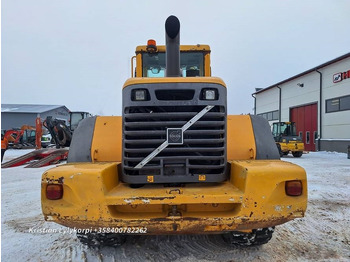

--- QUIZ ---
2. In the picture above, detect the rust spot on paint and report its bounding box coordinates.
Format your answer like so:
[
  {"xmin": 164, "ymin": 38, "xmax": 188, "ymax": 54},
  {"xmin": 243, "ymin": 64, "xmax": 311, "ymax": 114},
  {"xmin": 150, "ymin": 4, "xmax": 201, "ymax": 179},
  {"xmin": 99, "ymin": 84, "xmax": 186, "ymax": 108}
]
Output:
[
  {"xmin": 172, "ymin": 223, "xmax": 178, "ymax": 231},
  {"xmin": 44, "ymin": 176, "xmax": 64, "ymax": 184},
  {"xmin": 124, "ymin": 196, "xmax": 176, "ymax": 202}
]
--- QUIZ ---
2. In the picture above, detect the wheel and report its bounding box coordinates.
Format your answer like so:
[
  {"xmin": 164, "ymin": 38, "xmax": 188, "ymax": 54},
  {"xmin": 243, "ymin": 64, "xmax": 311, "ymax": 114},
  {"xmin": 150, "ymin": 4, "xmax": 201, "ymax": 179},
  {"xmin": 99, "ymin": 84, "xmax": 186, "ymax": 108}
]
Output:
[
  {"xmin": 222, "ymin": 227, "xmax": 274, "ymax": 246},
  {"xmin": 77, "ymin": 232, "xmax": 126, "ymax": 247},
  {"xmin": 283, "ymin": 152, "xmax": 289, "ymax": 155},
  {"xmin": 292, "ymin": 151, "xmax": 303, "ymax": 157}
]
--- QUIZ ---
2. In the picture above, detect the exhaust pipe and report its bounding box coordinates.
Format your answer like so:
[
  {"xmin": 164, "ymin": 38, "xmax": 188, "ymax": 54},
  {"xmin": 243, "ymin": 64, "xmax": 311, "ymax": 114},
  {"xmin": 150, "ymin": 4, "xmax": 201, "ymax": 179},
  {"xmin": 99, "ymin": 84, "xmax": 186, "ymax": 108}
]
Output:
[{"xmin": 165, "ymin": 15, "xmax": 181, "ymax": 77}]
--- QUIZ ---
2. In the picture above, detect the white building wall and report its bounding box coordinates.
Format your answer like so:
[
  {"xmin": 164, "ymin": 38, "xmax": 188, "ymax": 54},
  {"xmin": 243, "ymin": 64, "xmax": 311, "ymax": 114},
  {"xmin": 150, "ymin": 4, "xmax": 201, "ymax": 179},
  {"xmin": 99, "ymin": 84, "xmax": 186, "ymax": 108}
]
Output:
[
  {"xmin": 255, "ymin": 88, "xmax": 279, "ymax": 115},
  {"xmin": 279, "ymin": 73, "xmax": 319, "ymax": 122},
  {"xmin": 318, "ymin": 58, "xmax": 350, "ymax": 139},
  {"xmin": 255, "ymin": 88, "xmax": 279, "ymax": 126}
]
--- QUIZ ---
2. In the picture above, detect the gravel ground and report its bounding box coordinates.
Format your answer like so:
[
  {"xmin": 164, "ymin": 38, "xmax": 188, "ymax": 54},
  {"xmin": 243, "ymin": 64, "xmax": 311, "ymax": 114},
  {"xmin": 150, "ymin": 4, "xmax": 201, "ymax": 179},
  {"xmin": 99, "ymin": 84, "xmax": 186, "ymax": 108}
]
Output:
[{"xmin": 1, "ymin": 149, "xmax": 350, "ymax": 261}]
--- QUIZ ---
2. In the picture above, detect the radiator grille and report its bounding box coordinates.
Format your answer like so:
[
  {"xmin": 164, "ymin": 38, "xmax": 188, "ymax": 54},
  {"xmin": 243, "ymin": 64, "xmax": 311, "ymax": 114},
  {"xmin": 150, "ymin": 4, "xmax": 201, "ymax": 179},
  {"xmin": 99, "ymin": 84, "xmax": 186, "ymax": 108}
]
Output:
[{"xmin": 123, "ymin": 105, "xmax": 226, "ymax": 180}]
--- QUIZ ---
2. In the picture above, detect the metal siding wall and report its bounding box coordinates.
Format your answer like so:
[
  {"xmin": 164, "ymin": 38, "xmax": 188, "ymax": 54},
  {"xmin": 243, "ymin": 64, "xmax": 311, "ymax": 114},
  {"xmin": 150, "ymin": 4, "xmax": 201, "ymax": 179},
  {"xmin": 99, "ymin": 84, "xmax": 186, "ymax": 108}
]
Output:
[
  {"xmin": 1, "ymin": 113, "xmax": 37, "ymax": 130},
  {"xmin": 321, "ymin": 58, "xmax": 350, "ymax": 139},
  {"xmin": 1, "ymin": 107, "xmax": 70, "ymax": 131},
  {"xmin": 255, "ymin": 88, "xmax": 279, "ymax": 115},
  {"xmin": 280, "ymin": 73, "xmax": 319, "ymax": 122},
  {"xmin": 322, "ymin": 57, "xmax": 350, "ymax": 99}
]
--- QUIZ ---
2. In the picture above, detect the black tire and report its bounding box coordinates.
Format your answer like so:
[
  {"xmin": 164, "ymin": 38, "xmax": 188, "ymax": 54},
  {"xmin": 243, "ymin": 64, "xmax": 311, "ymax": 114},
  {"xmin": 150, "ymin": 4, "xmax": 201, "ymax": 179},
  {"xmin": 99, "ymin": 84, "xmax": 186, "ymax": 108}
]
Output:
[
  {"xmin": 222, "ymin": 227, "xmax": 274, "ymax": 246},
  {"xmin": 276, "ymin": 144, "xmax": 283, "ymax": 157},
  {"xmin": 292, "ymin": 151, "xmax": 303, "ymax": 157},
  {"xmin": 77, "ymin": 232, "xmax": 126, "ymax": 247}
]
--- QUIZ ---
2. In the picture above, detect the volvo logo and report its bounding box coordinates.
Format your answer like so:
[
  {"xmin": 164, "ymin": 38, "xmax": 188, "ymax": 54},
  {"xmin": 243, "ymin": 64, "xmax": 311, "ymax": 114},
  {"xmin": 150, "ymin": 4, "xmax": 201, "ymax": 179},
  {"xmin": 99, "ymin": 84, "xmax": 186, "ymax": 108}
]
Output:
[
  {"xmin": 167, "ymin": 128, "xmax": 183, "ymax": 145},
  {"xmin": 170, "ymin": 130, "xmax": 181, "ymax": 141}
]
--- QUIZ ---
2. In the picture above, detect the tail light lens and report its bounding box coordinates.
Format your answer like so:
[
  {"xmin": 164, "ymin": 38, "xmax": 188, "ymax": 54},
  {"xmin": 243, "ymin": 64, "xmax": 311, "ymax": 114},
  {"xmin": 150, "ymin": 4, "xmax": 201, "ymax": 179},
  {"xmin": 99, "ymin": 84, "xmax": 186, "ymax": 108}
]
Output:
[
  {"xmin": 285, "ymin": 180, "xmax": 302, "ymax": 196},
  {"xmin": 46, "ymin": 184, "xmax": 63, "ymax": 200}
]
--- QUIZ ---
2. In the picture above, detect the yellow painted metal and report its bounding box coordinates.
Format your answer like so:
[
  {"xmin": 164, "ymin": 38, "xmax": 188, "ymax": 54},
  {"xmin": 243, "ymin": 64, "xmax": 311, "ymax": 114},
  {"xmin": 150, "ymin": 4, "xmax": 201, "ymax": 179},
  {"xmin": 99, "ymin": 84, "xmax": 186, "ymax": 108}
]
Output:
[
  {"xmin": 227, "ymin": 115, "xmax": 256, "ymax": 160},
  {"xmin": 89, "ymin": 114, "xmax": 257, "ymax": 163},
  {"xmin": 90, "ymin": 116, "xmax": 122, "ymax": 162},
  {"xmin": 135, "ymin": 53, "xmax": 143, "ymax": 77},
  {"xmin": 41, "ymin": 160, "xmax": 307, "ymax": 234},
  {"xmin": 204, "ymin": 51, "xmax": 211, "ymax": 77},
  {"xmin": 90, "ymin": 114, "xmax": 257, "ymax": 163},
  {"xmin": 123, "ymin": 77, "xmax": 226, "ymax": 89},
  {"xmin": 136, "ymin": 45, "xmax": 211, "ymax": 53},
  {"xmin": 89, "ymin": 114, "xmax": 255, "ymax": 163},
  {"xmin": 134, "ymin": 44, "xmax": 211, "ymax": 77},
  {"xmin": 279, "ymin": 142, "xmax": 305, "ymax": 153}
]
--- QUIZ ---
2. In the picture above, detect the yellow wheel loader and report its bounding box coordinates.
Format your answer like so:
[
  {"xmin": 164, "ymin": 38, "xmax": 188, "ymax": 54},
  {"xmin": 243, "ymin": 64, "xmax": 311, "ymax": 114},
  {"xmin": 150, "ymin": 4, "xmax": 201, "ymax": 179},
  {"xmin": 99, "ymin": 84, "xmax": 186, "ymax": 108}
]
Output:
[
  {"xmin": 272, "ymin": 122, "xmax": 304, "ymax": 157},
  {"xmin": 41, "ymin": 16, "xmax": 307, "ymax": 247}
]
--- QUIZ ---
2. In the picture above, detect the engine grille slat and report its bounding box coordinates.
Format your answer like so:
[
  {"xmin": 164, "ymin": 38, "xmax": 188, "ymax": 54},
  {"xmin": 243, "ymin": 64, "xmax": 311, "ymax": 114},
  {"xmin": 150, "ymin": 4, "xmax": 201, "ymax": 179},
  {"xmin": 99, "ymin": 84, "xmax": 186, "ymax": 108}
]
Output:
[
  {"xmin": 124, "ymin": 129, "xmax": 225, "ymax": 137},
  {"xmin": 124, "ymin": 155, "xmax": 224, "ymax": 161},
  {"xmin": 125, "ymin": 138, "xmax": 225, "ymax": 145},
  {"xmin": 124, "ymin": 120, "xmax": 225, "ymax": 128},
  {"xmin": 125, "ymin": 112, "xmax": 225, "ymax": 121},
  {"xmin": 124, "ymin": 147, "xmax": 225, "ymax": 153}
]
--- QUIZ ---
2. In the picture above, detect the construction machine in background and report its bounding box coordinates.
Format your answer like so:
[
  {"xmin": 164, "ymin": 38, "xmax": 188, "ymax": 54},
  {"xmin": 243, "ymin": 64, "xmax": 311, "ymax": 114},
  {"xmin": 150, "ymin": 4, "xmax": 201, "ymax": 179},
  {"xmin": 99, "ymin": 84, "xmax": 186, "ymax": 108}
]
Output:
[
  {"xmin": 41, "ymin": 16, "xmax": 307, "ymax": 247},
  {"xmin": 43, "ymin": 111, "xmax": 91, "ymax": 148},
  {"xmin": 272, "ymin": 122, "xmax": 304, "ymax": 157},
  {"xmin": 1, "ymin": 111, "xmax": 90, "ymax": 150},
  {"xmin": 69, "ymin": 111, "xmax": 91, "ymax": 132},
  {"xmin": 43, "ymin": 117, "xmax": 72, "ymax": 148},
  {"xmin": 3, "ymin": 125, "xmax": 37, "ymax": 149},
  {"xmin": 2, "ymin": 112, "xmax": 90, "ymax": 166}
]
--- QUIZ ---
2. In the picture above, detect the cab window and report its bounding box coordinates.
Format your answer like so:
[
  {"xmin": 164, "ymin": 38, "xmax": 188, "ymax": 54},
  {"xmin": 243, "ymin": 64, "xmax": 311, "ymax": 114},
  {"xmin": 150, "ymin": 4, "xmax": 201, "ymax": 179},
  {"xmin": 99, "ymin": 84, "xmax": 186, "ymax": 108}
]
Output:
[{"xmin": 142, "ymin": 52, "xmax": 204, "ymax": 77}]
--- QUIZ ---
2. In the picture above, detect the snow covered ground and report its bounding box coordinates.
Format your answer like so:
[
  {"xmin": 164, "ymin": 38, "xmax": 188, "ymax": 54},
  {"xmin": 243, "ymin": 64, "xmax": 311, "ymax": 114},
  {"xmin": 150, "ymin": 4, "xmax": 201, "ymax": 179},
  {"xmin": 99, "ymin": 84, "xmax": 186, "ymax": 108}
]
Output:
[{"xmin": 1, "ymin": 149, "xmax": 350, "ymax": 261}]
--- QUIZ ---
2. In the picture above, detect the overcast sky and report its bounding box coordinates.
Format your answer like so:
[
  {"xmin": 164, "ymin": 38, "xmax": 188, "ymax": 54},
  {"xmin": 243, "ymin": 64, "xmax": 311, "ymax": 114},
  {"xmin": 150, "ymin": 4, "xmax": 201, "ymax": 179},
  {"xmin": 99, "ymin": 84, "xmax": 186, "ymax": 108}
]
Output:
[{"xmin": 2, "ymin": 1, "xmax": 350, "ymax": 116}]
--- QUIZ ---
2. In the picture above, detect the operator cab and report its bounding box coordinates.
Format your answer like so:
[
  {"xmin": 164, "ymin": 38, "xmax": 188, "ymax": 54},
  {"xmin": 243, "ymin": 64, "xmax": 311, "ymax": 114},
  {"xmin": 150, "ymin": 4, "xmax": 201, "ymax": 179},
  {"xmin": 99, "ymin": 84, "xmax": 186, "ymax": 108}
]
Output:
[
  {"xmin": 132, "ymin": 41, "xmax": 211, "ymax": 78},
  {"xmin": 272, "ymin": 122, "xmax": 301, "ymax": 142},
  {"xmin": 70, "ymin": 112, "xmax": 91, "ymax": 132},
  {"xmin": 272, "ymin": 122, "xmax": 297, "ymax": 137}
]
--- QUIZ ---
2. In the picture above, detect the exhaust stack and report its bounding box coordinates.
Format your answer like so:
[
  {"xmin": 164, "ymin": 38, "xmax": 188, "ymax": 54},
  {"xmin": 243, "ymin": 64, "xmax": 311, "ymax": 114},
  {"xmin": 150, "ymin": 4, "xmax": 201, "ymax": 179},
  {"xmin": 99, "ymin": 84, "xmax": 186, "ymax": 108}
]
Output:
[{"xmin": 165, "ymin": 15, "xmax": 181, "ymax": 77}]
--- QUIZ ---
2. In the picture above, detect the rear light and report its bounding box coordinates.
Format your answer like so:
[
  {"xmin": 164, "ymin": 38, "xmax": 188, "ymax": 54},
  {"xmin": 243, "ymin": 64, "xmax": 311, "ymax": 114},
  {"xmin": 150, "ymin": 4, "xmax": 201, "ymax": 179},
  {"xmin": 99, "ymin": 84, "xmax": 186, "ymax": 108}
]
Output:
[
  {"xmin": 285, "ymin": 180, "xmax": 302, "ymax": 196},
  {"xmin": 46, "ymin": 184, "xmax": 63, "ymax": 200}
]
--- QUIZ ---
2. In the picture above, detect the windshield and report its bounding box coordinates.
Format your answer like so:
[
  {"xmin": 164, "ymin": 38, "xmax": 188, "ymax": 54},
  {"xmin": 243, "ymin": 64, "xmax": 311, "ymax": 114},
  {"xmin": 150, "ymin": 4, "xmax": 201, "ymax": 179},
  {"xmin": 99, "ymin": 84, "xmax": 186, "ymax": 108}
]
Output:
[
  {"xmin": 142, "ymin": 52, "xmax": 204, "ymax": 77},
  {"xmin": 70, "ymin": 113, "xmax": 84, "ymax": 131},
  {"xmin": 273, "ymin": 122, "xmax": 297, "ymax": 136}
]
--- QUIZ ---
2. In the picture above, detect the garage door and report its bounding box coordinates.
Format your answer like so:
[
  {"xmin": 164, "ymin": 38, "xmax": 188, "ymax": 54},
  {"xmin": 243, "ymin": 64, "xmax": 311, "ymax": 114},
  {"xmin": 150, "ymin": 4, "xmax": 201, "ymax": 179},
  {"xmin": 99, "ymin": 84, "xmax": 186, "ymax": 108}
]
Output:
[{"xmin": 290, "ymin": 103, "xmax": 317, "ymax": 151}]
